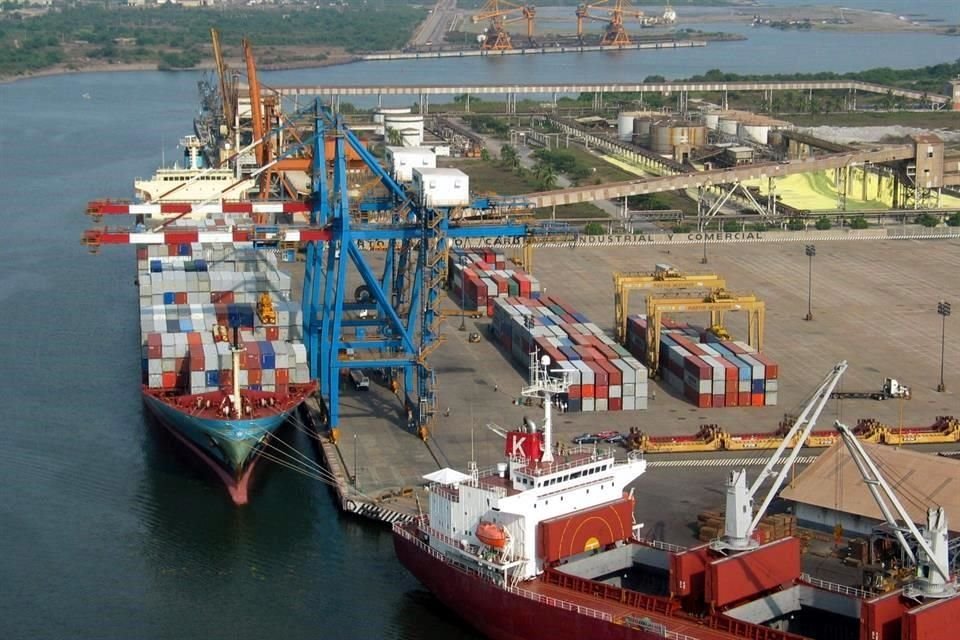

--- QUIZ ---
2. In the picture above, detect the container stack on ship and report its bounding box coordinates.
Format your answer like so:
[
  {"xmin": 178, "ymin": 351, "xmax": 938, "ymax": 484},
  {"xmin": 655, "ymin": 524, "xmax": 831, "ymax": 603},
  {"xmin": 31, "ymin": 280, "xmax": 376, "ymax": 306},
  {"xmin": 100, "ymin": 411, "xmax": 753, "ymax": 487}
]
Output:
[{"xmin": 137, "ymin": 237, "xmax": 315, "ymax": 505}]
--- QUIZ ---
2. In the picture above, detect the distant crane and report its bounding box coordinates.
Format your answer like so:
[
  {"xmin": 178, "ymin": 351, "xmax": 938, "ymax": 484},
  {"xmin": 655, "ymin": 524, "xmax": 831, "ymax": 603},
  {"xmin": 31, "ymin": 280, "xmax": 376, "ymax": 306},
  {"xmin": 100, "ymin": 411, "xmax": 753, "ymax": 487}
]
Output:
[
  {"xmin": 209, "ymin": 28, "xmax": 237, "ymax": 143},
  {"xmin": 472, "ymin": 0, "xmax": 537, "ymax": 50},
  {"xmin": 575, "ymin": 0, "xmax": 647, "ymax": 46}
]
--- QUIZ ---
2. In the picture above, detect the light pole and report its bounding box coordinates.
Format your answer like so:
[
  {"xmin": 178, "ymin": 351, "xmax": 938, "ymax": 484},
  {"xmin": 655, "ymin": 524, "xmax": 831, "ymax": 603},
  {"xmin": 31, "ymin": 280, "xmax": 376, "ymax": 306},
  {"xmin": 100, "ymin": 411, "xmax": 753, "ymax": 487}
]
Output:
[
  {"xmin": 937, "ymin": 300, "xmax": 951, "ymax": 392},
  {"xmin": 459, "ymin": 255, "xmax": 467, "ymax": 331},
  {"xmin": 804, "ymin": 244, "xmax": 816, "ymax": 321},
  {"xmin": 353, "ymin": 433, "xmax": 359, "ymax": 488}
]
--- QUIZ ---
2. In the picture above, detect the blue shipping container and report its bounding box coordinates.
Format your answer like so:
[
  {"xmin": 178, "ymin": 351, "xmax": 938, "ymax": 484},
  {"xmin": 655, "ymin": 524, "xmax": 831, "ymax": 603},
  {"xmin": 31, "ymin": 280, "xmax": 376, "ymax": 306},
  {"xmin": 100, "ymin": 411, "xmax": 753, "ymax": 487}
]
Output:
[
  {"xmin": 206, "ymin": 370, "xmax": 220, "ymax": 387},
  {"xmin": 751, "ymin": 379, "xmax": 766, "ymax": 394},
  {"xmin": 163, "ymin": 292, "xmax": 175, "ymax": 305}
]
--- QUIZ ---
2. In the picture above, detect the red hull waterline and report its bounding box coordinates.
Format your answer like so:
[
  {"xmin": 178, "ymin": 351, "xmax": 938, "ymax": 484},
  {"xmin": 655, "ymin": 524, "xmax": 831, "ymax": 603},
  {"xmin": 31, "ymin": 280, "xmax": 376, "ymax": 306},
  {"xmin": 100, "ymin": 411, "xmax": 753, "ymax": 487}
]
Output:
[
  {"xmin": 395, "ymin": 532, "xmax": 669, "ymax": 640},
  {"xmin": 149, "ymin": 406, "xmax": 262, "ymax": 506}
]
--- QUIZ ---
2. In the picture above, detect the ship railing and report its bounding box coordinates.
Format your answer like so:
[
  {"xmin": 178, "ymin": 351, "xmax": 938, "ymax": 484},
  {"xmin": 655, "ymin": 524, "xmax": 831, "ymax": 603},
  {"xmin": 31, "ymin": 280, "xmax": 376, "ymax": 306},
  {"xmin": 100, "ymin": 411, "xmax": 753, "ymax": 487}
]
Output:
[
  {"xmin": 638, "ymin": 539, "xmax": 688, "ymax": 554},
  {"xmin": 622, "ymin": 616, "xmax": 701, "ymax": 640},
  {"xmin": 504, "ymin": 585, "xmax": 613, "ymax": 622},
  {"xmin": 799, "ymin": 573, "xmax": 872, "ymax": 599}
]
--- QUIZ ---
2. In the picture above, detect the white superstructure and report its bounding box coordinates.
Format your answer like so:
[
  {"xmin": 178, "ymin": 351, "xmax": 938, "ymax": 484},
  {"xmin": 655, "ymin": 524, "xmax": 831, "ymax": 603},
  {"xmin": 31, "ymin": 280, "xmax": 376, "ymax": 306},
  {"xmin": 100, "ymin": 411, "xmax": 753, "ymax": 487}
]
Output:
[{"xmin": 421, "ymin": 356, "xmax": 647, "ymax": 585}]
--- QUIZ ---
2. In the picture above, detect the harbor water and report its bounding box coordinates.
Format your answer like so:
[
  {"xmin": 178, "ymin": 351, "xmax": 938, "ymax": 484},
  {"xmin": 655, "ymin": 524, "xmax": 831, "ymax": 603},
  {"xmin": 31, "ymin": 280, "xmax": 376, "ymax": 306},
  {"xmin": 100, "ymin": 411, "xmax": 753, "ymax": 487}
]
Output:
[{"xmin": 0, "ymin": 19, "xmax": 955, "ymax": 637}]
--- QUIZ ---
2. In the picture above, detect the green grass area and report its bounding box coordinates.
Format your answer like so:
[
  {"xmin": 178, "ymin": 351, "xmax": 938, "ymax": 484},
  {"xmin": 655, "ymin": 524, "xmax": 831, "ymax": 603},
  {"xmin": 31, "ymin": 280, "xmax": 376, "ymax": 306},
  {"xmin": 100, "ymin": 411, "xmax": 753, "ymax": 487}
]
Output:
[
  {"xmin": 554, "ymin": 145, "xmax": 639, "ymax": 185},
  {"xmin": 446, "ymin": 158, "xmax": 607, "ymax": 219}
]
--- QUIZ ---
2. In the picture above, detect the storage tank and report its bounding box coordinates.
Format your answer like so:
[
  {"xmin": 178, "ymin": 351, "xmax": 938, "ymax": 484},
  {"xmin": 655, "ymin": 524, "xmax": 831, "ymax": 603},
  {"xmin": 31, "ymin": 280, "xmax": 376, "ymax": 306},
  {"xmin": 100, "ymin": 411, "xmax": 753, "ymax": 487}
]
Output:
[
  {"xmin": 649, "ymin": 120, "xmax": 707, "ymax": 155},
  {"xmin": 739, "ymin": 122, "xmax": 771, "ymax": 144},
  {"xmin": 617, "ymin": 112, "xmax": 638, "ymax": 141},
  {"xmin": 384, "ymin": 113, "xmax": 424, "ymax": 145},
  {"xmin": 632, "ymin": 117, "xmax": 652, "ymax": 146},
  {"xmin": 718, "ymin": 117, "xmax": 739, "ymax": 136},
  {"xmin": 703, "ymin": 112, "xmax": 721, "ymax": 131},
  {"xmin": 400, "ymin": 128, "xmax": 422, "ymax": 147},
  {"xmin": 374, "ymin": 107, "xmax": 413, "ymax": 135}
]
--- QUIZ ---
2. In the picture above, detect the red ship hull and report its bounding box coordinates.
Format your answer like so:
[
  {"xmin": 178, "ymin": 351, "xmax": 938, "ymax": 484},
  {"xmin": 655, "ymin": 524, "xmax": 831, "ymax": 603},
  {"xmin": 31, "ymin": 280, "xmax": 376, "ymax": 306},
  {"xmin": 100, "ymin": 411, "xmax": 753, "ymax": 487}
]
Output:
[{"xmin": 394, "ymin": 527, "xmax": 703, "ymax": 640}]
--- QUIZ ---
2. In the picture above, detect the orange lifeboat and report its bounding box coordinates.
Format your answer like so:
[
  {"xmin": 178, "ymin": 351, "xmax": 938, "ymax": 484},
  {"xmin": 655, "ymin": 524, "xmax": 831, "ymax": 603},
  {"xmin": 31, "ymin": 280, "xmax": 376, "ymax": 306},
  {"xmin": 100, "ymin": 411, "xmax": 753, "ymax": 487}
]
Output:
[{"xmin": 475, "ymin": 521, "xmax": 508, "ymax": 548}]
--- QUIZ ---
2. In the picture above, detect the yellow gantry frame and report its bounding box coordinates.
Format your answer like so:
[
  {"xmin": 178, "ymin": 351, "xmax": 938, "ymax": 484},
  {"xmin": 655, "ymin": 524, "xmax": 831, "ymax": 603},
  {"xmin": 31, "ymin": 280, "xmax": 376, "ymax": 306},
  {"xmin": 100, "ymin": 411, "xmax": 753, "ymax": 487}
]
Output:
[
  {"xmin": 645, "ymin": 292, "xmax": 765, "ymax": 375},
  {"xmin": 613, "ymin": 271, "xmax": 726, "ymax": 343}
]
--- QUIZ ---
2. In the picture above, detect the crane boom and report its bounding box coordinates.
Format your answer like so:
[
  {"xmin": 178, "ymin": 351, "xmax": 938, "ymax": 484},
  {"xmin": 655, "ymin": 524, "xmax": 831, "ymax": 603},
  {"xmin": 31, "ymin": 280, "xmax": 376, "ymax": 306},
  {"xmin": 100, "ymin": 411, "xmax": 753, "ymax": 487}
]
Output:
[
  {"xmin": 834, "ymin": 420, "xmax": 956, "ymax": 598},
  {"xmin": 711, "ymin": 360, "xmax": 848, "ymax": 552},
  {"xmin": 210, "ymin": 28, "xmax": 235, "ymax": 131}
]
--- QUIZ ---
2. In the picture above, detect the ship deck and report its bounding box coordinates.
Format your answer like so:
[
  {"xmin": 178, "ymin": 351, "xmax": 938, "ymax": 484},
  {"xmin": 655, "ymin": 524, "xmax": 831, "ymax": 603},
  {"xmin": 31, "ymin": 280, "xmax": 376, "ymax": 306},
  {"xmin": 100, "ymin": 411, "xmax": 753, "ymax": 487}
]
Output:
[{"xmin": 524, "ymin": 579, "xmax": 757, "ymax": 640}]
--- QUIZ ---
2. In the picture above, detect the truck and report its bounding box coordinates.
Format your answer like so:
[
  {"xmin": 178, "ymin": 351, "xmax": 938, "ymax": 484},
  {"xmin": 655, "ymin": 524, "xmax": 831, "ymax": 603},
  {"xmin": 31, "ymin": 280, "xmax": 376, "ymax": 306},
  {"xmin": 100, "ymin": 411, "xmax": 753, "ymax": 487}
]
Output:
[
  {"xmin": 349, "ymin": 369, "xmax": 370, "ymax": 391},
  {"xmin": 830, "ymin": 378, "xmax": 910, "ymax": 401}
]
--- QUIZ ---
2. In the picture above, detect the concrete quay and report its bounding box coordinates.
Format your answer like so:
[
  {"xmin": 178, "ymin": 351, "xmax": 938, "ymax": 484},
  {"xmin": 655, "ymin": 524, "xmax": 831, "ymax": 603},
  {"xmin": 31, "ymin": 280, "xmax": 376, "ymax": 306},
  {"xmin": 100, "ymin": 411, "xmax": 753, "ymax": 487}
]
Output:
[{"xmin": 298, "ymin": 239, "xmax": 959, "ymax": 543}]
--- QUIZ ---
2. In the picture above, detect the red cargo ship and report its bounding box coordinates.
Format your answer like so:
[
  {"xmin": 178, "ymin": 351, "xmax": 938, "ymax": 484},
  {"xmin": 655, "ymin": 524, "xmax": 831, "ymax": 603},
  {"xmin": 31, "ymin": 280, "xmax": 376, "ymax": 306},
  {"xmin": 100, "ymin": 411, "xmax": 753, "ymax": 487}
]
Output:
[{"xmin": 392, "ymin": 356, "xmax": 813, "ymax": 640}]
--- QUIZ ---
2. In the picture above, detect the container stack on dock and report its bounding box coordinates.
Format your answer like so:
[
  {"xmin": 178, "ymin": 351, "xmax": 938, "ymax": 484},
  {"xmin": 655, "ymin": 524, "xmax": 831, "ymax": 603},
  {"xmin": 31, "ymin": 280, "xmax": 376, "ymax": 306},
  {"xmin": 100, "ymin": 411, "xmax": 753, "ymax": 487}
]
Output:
[
  {"xmin": 138, "ymin": 243, "xmax": 310, "ymax": 395},
  {"xmin": 491, "ymin": 296, "xmax": 648, "ymax": 412},
  {"xmin": 448, "ymin": 248, "xmax": 541, "ymax": 317},
  {"xmin": 625, "ymin": 315, "xmax": 778, "ymax": 408}
]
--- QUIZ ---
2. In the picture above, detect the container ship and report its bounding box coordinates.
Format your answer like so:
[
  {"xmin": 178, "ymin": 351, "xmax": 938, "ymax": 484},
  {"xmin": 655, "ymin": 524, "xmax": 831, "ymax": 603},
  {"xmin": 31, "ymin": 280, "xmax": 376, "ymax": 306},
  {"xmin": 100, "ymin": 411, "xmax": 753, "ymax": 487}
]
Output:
[{"xmin": 138, "ymin": 240, "xmax": 316, "ymax": 504}]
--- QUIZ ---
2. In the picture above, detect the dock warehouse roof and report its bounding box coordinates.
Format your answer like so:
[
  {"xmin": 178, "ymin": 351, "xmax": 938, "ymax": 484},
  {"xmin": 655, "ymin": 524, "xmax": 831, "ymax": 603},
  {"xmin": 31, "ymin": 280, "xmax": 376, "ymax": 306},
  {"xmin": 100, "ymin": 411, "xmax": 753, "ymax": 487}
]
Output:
[{"xmin": 781, "ymin": 442, "xmax": 960, "ymax": 533}]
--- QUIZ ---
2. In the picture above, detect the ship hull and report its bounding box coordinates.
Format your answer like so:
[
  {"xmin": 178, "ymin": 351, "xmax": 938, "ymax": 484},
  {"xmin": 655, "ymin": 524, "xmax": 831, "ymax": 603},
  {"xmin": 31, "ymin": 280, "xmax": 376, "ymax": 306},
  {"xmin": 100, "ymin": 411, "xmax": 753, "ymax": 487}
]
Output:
[
  {"xmin": 143, "ymin": 390, "xmax": 306, "ymax": 505},
  {"xmin": 393, "ymin": 528, "xmax": 666, "ymax": 640}
]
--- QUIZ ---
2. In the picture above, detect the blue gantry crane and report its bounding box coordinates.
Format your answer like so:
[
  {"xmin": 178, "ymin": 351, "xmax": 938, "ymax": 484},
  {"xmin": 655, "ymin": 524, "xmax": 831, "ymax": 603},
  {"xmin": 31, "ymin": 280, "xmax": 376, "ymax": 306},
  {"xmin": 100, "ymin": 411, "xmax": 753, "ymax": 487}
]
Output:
[{"xmin": 301, "ymin": 99, "xmax": 528, "ymax": 440}]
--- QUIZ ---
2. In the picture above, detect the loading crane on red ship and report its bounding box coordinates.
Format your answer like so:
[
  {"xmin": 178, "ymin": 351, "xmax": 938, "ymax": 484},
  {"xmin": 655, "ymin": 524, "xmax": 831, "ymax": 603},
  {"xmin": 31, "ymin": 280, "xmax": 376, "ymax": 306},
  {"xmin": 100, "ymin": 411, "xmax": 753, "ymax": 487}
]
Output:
[
  {"xmin": 575, "ymin": 0, "xmax": 646, "ymax": 46},
  {"xmin": 84, "ymin": 93, "xmax": 530, "ymax": 442},
  {"xmin": 472, "ymin": 0, "xmax": 537, "ymax": 50},
  {"xmin": 834, "ymin": 419, "xmax": 957, "ymax": 601},
  {"xmin": 711, "ymin": 361, "xmax": 848, "ymax": 553}
]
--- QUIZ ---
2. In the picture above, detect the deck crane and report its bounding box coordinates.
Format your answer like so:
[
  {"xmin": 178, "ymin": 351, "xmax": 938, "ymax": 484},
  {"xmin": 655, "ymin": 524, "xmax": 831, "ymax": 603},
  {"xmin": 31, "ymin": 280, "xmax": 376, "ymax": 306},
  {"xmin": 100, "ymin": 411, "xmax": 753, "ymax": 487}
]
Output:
[
  {"xmin": 575, "ymin": 0, "xmax": 647, "ymax": 46},
  {"xmin": 710, "ymin": 361, "xmax": 849, "ymax": 553},
  {"xmin": 472, "ymin": 0, "xmax": 537, "ymax": 50},
  {"xmin": 834, "ymin": 420, "xmax": 958, "ymax": 600},
  {"xmin": 612, "ymin": 264, "xmax": 726, "ymax": 343}
]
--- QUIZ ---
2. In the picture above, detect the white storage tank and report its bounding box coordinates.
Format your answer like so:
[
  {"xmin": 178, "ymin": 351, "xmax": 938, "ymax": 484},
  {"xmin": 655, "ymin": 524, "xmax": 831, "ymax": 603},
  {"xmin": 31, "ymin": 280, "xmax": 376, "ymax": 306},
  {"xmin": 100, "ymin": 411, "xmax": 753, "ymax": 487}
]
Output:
[
  {"xmin": 413, "ymin": 168, "xmax": 470, "ymax": 207},
  {"xmin": 384, "ymin": 113, "xmax": 424, "ymax": 146},
  {"xmin": 400, "ymin": 128, "xmax": 421, "ymax": 147},
  {"xmin": 739, "ymin": 122, "xmax": 771, "ymax": 144},
  {"xmin": 718, "ymin": 117, "xmax": 739, "ymax": 136},
  {"xmin": 374, "ymin": 107, "xmax": 413, "ymax": 135},
  {"xmin": 386, "ymin": 146, "xmax": 436, "ymax": 183},
  {"xmin": 703, "ymin": 112, "xmax": 721, "ymax": 131},
  {"xmin": 617, "ymin": 112, "xmax": 638, "ymax": 141}
]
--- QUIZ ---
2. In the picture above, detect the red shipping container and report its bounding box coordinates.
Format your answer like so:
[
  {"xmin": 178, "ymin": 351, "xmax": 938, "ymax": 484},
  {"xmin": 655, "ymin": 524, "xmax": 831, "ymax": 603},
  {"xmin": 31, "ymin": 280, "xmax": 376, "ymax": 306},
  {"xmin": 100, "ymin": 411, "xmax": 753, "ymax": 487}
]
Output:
[
  {"xmin": 706, "ymin": 537, "xmax": 801, "ymax": 608},
  {"xmin": 752, "ymin": 351, "xmax": 779, "ymax": 380},
  {"xmin": 595, "ymin": 385, "xmax": 608, "ymax": 400},
  {"xmin": 903, "ymin": 593, "xmax": 960, "ymax": 640},
  {"xmin": 173, "ymin": 292, "xmax": 186, "ymax": 304},
  {"xmin": 581, "ymin": 384, "xmax": 595, "ymax": 398},
  {"xmin": 137, "ymin": 247, "xmax": 148, "ymax": 260},
  {"xmin": 568, "ymin": 384, "xmax": 582, "ymax": 400},
  {"xmin": 539, "ymin": 497, "xmax": 635, "ymax": 562},
  {"xmin": 751, "ymin": 393, "xmax": 764, "ymax": 407},
  {"xmin": 161, "ymin": 372, "xmax": 177, "ymax": 389},
  {"xmin": 697, "ymin": 394, "xmax": 712, "ymax": 408},
  {"xmin": 220, "ymin": 370, "xmax": 233, "ymax": 387},
  {"xmin": 187, "ymin": 332, "xmax": 202, "ymax": 347},
  {"xmin": 725, "ymin": 391, "xmax": 738, "ymax": 407},
  {"xmin": 739, "ymin": 392, "xmax": 751, "ymax": 406},
  {"xmin": 486, "ymin": 300, "xmax": 494, "ymax": 317},
  {"xmin": 189, "ymin": 353, "xmax": 205, "ymax": 372},
  {"xmin": 608, "ymin": 397, "xmax": 622, "ymax": 411},
  {"xmin": 266, "ymin": 326, "xmax": 280, "ymax": 341},
  {"xmin": 249, "ymin": 370, "xmax": 262, "ymax": 385},
  {"xmin": 587, "ymin": 361, "xmax": 608, "ymax": 386},
  {"xmin": 276, "ymin": 368, "xmax": 289, "ymax": 384},
  {"xmin": 598, "ymin": 359, "xmax": 621, "ymax": 386},
  {"xmin": 276, "ymin": 384, "xmax": 288, "ymax": 395},
  {"xmin": 713, "ymin": 394, "xmax": 725, "ymax": 408}
]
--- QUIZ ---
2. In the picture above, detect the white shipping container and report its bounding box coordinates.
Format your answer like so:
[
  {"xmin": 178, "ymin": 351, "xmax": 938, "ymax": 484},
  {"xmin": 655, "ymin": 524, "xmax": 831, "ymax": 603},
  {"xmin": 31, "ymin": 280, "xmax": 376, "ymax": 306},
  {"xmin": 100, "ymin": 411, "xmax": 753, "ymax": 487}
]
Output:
[
  {"xmin": 582, "ymin": 398, "xmax": 596, "ymax": 412},
  {"xmin": 764, "ymin": 392, "xmax": 777, "ymax": 406},
  {"xmin": 609, "ymin": 385, "xmax": 622, "ymax": 399},
  {"xmin": 596, "ymin": 398, "xmax": 608, "ymax": 412},
  {"xmin": 622, "ymin": 396, "xmax": 636, "ymax": 411}
]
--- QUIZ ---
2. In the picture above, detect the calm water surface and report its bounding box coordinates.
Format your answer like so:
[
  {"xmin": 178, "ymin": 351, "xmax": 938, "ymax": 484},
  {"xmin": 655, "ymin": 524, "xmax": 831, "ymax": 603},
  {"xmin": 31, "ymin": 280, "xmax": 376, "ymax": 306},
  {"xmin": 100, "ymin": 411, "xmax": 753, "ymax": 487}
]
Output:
[{"xmin": 0, "ymin": 23, "xmax": 954, "ymax": 638}]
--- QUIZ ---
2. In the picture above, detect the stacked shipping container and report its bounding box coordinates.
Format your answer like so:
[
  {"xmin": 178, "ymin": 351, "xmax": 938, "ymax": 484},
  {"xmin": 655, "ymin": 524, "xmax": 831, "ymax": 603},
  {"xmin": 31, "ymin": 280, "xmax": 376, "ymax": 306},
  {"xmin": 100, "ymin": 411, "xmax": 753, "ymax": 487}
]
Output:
[
  {"xmin": 138, "ymin": 243, "xmax": 310, "ymax": 396},
  {"xmin": 448, "ymin": 248, "xmax": 541, "ymax": 317},
  {"xmin": 491, "ymin": 296, "xmax": 648, "ymax": 412},
  {"xmin": 625, "ymin": 315, "xmax": 778, "ymax": 408}
]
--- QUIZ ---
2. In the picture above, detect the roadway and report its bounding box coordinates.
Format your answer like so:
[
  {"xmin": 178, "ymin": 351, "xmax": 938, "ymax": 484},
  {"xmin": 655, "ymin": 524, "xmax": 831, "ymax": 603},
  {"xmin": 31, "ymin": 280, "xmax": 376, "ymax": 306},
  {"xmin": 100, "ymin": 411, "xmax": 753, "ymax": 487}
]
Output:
[{"xmin": 409, "ymin": 0, "xmax": 459, "ymax": 48}]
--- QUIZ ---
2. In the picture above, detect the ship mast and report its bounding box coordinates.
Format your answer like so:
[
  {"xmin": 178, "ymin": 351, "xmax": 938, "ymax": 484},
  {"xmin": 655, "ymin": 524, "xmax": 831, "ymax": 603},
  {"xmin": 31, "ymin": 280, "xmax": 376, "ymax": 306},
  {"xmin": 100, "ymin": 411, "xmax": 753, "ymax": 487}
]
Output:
[
  {"xmin": 521, "ymin": 353, "xmax": 570, "ymax": 463},
  {"xmin": 230, "ymin": 327, "xmax": 244, "ymax": 417}
]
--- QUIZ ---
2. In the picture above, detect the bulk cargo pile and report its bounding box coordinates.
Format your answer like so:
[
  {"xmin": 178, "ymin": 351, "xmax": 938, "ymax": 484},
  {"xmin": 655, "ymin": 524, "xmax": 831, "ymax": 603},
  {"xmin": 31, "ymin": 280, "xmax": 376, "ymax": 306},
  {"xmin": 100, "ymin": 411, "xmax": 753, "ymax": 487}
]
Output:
[
  {"xmin": 625, "ymin": 315, "xmax": 778, "ymax": 408},
  {"xmin": 491, "ymin": 296, "xmax": 648, "ymax": 413},
  {"xmin": 448, "ymin": 248, "xmax": 541, "ymax": 317}
]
